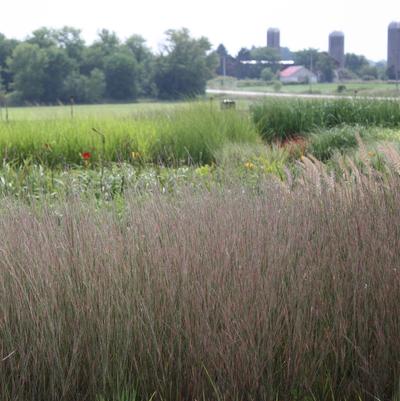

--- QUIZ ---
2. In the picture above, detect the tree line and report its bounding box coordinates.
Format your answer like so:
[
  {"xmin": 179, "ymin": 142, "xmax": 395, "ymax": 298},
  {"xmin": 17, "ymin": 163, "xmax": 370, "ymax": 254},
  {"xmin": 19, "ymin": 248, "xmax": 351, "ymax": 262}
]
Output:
[
  {"xmin": 215, "ymin": 44, "xmax": 387, "ymax": 83},
  {"xmin": 0, "ymin": 27, "xmax": 218, "ymax": 104}
]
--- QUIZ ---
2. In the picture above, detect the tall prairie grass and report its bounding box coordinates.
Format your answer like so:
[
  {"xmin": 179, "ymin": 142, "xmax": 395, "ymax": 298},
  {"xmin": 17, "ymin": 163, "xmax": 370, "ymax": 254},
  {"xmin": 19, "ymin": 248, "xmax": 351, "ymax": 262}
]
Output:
[
  {"xmin": 252, "ymin": 97, "xmax": 400, "ymax": 141},
  {"xmin": 1, "ymin": 153, "xmax": 400, "ymax": 401},
  {"xmin": 0, "ymin": 103, "xmax": 258, "ymax": 166}
]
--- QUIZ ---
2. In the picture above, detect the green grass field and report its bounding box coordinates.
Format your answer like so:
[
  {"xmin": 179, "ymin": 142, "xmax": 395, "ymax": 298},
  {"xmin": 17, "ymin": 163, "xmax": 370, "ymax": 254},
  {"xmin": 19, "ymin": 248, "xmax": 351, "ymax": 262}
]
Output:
[
  {"xmin": 0, "ymin": 101, "xmax": 258, "ymax": 167},
  {"xmin": 0, "ymin": 101, "xmax": 186, "ymax": 121},
  {"xmin": 208, "ymin": 76, "xmax": 400, "ymax": 97}
]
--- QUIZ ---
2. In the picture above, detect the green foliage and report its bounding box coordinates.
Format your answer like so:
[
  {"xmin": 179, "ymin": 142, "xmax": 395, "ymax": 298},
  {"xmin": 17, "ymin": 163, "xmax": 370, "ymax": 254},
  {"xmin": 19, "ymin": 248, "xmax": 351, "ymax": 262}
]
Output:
[
  {"xmin": 294, "ymin": 49, "xmax": 335, "ymax": 82},
  {"xmin": 345, "ymin": 53, "xmax": 369, "ymax": 75},
  {"xmin": 251, "ymin": 97, "xmax": 400, "ymax": 142},
  {"xmin": 3, "ymin": 27, "xmax": 221, "ymax": 103},
  {"xmin": 41, "ymin": 46, "xmax": 75, "ymax": 102},
  {"xmin": 104, "ymin": 50, "xmax": 139, "ymax": 100},
  {"xmin": 337, "ymin": 68, "xmax": 358, "ymax": 80},
  {"xmin": 54, "ymin": 26, "xmax": 85, "ymax": 61},
  {"xmin": 250, "ymin": 46, "xmax": 280, "ymax": 62},
  {"xmin": 293, "ymin": 48, "xmax": 319, "ymax": 70},
  {"xmin": 96, "ymin": 29, "xmax": 120, "ymax": 55},
  {"xmin": 260, "ymin": 67, "xmax": 274, "ymax": 82},
  {"xmin": 154, "ymin": 28, "xmax": 218, "ymax": 99},
  {"xmin": 316, "ymin": 52, "xmax": 335, "ymax": 82},
  {"xmin": 336, "ymin": 84, "xmax": 346, "ymax": 93},
  {"xmin": 63, "ymin": 69, "xmax": 106, "ymax": 103},
  {"xmin": 8, "ymin": 42, "xmax": 76, "ymax": 103},
  {"xmin": 359, "ymin": 65, "xmax": 379, "ymax": 80},
  {"xmin": 87, "ymin": 69, "xmax": 106, "ymax": 102},
  {"xmin": 124, "ymin": 35, "xmax": 156, "ymax": 97},
  {"xmin": 273, "ymin": 80, "xmax": 282, "ymax": 92},
  {"xmin": 308, "ymin": 126, "xmax": 360, "ymax": 161},
  {"xmin": 0, "ymin": 34, "xmax": 19, "ymax": 91},
  {"xmin": 27, "ymin": 27, "xmax": 58, "ymax": 48},
  {"xmin": 80, "ymin": 45, "xmax": 106, "ymax": 75},
  {"xmin": 8, "ymin": 43, "xmax": 48, "ymax": 101},
  {"xmin": 0, "ymin": 102, "xmax": 258, "ymax": 167}
]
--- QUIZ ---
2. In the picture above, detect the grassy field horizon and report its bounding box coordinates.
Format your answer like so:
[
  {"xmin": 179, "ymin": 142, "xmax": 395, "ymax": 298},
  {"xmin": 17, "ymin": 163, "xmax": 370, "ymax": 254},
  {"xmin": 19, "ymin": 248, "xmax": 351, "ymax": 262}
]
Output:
[{"xmin": 208, "ymin": 76, "xmax": 400, "ymax": 97}]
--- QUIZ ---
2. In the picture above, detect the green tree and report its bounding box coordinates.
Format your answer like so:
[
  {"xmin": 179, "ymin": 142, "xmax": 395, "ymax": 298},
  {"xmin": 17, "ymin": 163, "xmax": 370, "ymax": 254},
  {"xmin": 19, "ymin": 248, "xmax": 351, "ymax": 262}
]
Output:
[
  {"xmin": 236, "ymin": 47, "xmax": 251, "ymax": 61},
  {"xmin": 345, "ymin": 53, "xmax": 369, "ymax": 75},
  {"xmin": 87, "ymin": 68, "xmax": 106, "ymax": 102},
  {"xmin": 294, "ymin": 49, "xmax": 335, "ymax": 82},
  {"xmin": 359, "ymin": 65, "xmax": 378, "ymax": 80},
  {"xmin": 216, "ymin": 44, "xmax": 228, "ymax": 76},
  {"xmin": 154, "ymin": 28, "xmax": 217, "ymax": 99},
  {"xmin": 0, "ymin": 34, "xmax": 19, "ymax": 91},
  {"xmin": 27, "ymin": 27, "xmax": 57, "ymax": 48},
  {"xmin": 63, "ymin": 68, "xmax": 105, "ymax": 103},
  {"xmin": 250, "ymin": 46, "xmax": 280, "ymax": 62},
  {"xmin": 316, "ymin": 52, "xmax": 335, "ymax": 82},
  {"xmin": 80, "ymin": 45, "xmax": 106, "ymax": 75},
  {"xmin": 293, "ymin": 48, "xmax": 319, "ymax": 70},
  {"xmin": 54, "ymin": 27, "xmax": 85, "ymax": 61},
  {"xmin": 42, "ymin": 46, "xmax": 74, "ymax": 102},
  {"xmin": 80, "ymin": 29, "xmax": 120, "ymax": 76},
  {"xmin": 104, "ymin": 50, "xmax": 138, "ymax": 100},
  {"xmin": 62, "ymin": 72, "xmax": 89, "ymax": 102},
  {"xmin": 8, "ymin": 43, "xmax": 48, "ymax": 101},
  {"xmin": 96, "ymin": 29, "xmax": 120, "ymax": 56},
  {"xmin": 125, "ymin": 35, "xmax": 156, "ymax": 97}
]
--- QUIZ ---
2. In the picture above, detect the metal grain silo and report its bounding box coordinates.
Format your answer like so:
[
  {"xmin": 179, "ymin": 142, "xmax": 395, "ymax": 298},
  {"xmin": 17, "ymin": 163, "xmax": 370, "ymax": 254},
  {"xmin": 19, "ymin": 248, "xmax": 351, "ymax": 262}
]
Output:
[
  {"xmin": 267, "ymin": 28, "xmax": 280, "ymax": 49},
  {"xmin": 388, "ymin": 22, "xmax": 400, "ymax": 79},
  {"xmin": 329, "ymin": 31, "xmax": 345, "ymax": 68}
]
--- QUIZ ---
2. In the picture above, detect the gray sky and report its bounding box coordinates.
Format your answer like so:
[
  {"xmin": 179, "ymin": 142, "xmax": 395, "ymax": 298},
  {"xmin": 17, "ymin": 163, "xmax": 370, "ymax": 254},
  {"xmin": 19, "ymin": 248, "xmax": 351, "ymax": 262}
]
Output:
[{"xmin": 0, "ymin": 0, "xmax": 399, "ymax": 61}]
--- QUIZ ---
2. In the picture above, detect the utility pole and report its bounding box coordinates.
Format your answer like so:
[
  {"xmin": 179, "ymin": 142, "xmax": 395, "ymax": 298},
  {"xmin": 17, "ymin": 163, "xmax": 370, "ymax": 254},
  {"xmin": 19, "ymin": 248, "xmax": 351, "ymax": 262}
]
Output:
[
  {"xmin": 309, "ymin": 52, "xmax": 313, "ymax": 93},
  {"xmin": 222, "ymin": 55, "xmax": 226, "ymax": 89}
]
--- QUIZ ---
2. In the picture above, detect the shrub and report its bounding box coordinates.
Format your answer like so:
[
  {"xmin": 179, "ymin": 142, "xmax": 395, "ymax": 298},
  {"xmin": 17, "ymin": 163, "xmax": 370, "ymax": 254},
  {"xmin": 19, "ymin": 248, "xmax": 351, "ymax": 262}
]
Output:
[
  {"xmin": 273, "ymin": 80, "xmax": 282, "ymax": 92},
  {"xmin": 260, "ymin": 67, "xmax": 274, "ymax": 82},
  {"xmin": 337, "ymin": 84, "xmax": 346, "ymax": 93}
]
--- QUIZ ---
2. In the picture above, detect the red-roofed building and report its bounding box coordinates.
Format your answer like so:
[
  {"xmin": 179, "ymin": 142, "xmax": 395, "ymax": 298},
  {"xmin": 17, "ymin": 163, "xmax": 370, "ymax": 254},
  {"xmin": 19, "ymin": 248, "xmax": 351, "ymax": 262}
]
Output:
[{"xmin": 279, "ymin": 66, "xmax": 317, "ymax": 84}]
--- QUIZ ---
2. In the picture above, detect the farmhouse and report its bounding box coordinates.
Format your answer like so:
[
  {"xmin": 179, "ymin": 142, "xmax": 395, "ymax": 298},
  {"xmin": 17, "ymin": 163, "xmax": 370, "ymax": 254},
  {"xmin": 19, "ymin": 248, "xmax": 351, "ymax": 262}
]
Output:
[{"xmin": 279, "ymin": 66, "xmax": 317, "ymax": 84}]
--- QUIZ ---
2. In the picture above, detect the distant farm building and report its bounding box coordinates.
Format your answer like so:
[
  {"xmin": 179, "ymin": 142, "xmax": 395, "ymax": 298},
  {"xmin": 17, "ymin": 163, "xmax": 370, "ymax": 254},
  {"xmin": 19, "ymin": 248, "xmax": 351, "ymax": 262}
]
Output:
[
  {"xmin": 388, "ymin": 22, "xmax": 400, "ymax": 79},
  {"xmin": 328, "ymin": 31, "xmax": 345, "ymax": 68},
  {"xmin": 267, "ymin": 28, "xmax": 280, "ymax": 49},
  {"xmin": 279, "ymin": 66, "xmax": 317, "ymax": 83}
]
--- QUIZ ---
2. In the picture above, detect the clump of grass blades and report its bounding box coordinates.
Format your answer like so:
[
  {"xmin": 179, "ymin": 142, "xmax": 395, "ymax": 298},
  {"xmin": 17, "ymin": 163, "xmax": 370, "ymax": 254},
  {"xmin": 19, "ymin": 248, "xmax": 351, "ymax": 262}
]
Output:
[
  {"xmin": 0, "ymin": 103, "xmax": 258, "ymax": 167},
  {"xmin": 1, "ymin": 155, "xmax": 400, "ymax": 401},
  {"xmin": 251, "ymin": 97, "xmax": 400, "ymax": 142}
]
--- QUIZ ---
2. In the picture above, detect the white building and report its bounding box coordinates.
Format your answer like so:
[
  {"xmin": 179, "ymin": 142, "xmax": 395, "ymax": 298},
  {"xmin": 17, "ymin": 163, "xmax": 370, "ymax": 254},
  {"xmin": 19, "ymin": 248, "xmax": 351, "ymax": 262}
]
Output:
[{"xmin": 279, "ymin": 66, "xmax": 317, "ymax": 84}]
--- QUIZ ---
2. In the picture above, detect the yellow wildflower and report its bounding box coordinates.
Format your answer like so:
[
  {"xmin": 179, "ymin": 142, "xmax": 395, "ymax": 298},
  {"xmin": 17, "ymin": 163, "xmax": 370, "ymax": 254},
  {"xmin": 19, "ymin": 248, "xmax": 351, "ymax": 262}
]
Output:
[{"xmin": 244, "ymin": 162, "xmax": 255, "ymax": 170}]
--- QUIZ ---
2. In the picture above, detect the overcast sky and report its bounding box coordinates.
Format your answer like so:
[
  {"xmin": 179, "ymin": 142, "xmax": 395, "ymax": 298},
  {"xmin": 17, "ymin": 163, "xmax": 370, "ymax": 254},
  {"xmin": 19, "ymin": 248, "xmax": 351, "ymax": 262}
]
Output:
[{"xmin": 0, "ymin": 0, "xmax": 398, "ymax": 61}]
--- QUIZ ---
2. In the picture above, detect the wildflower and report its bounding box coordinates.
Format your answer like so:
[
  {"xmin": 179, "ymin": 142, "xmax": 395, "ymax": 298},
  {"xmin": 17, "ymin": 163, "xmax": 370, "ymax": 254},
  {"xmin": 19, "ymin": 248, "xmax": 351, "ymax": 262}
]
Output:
[
  {"xmin": 368, "ymin": 151, "xmax": 375, "ymax": 157},
  {"xmin": 81, "ymin": 152, "xmax": 91, "ymax": 160},
  {"xmin": 195, "ymin": 165, "xmax": 212, "ymax": 176},
  {"xmin": 244, "ymin": 162, "xmax": 255, "ymax": 170},
  {"xmin": 131, "ymin": 151, "xmax": 141, "ymax": 159}
]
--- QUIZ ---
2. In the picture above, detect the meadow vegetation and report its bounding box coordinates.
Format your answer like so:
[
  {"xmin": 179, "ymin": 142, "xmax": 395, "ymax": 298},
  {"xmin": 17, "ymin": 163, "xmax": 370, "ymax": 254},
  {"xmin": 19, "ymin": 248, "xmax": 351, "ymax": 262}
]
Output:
[
  {"xmin": 208, "ymin": 77, "xmax": 400, "ymax": 97},
  {"xmin": 1, "ymin": 98, "xmax": 400, "ymax": 401},
  {"xmin": 0, "ymin": 102, "xmax": 257, "ymax": 167},
  {"xmin": 251, "ymin": 97, "xmax": 400, "ymax": 141}
]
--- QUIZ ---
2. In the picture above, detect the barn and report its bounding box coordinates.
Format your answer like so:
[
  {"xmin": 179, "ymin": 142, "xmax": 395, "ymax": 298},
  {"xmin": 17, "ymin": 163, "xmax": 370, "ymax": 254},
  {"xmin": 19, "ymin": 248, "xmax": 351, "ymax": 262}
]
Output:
[{"xmin": 279, "ymin": 66, "xmax": 317, "ymax": 84}]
